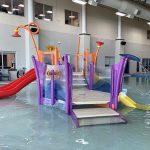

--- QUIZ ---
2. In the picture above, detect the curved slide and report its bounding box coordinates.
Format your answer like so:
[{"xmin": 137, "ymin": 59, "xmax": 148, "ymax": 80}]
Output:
[
  {"xmin": 0, "ymin": 69, "xmax": 36, "ymax": 99},
  {"xmin": 119, "ymin": 92, "xmax": 150, "ymax": 110}
]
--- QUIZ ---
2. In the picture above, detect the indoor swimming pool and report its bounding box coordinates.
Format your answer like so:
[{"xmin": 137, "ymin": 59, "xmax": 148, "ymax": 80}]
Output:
[{"xmin": 0, "ymin": 77, "xmax": 150, "ymax": 150}]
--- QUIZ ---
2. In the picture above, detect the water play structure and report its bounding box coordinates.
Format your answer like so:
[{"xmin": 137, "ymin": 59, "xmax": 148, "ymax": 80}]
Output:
[{"xmin": 0, "ymin": 22, "xmax": 150, "ymax": 127}]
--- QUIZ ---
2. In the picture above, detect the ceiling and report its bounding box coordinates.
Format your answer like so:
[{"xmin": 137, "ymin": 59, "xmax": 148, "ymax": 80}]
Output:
[{"xmin": 129, "ymin": 0, "xmax": 150, "ymax": 8}]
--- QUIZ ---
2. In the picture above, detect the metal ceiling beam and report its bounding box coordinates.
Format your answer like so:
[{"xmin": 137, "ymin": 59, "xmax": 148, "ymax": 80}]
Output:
[{"xmin": 96, "ymin": 0, "xmax": 150, "ymax": 21}]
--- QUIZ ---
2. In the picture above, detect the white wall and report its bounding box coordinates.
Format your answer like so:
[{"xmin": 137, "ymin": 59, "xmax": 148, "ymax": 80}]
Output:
[
  {"xmin": 87, "ymin": 5, "xmax": 117, "ymax": 40},
  {"xmin": 34, "ymin": 0, "xmax": 82, "ymax": 35},
  {"xmin": 87, "ymin": 5, "xmax": 117, "ymax": 70},
  {"xmin": 122, "ymin": 17, "xmax": 150, "ymax": 73},
  {"xmin": 122, "ymin": 18, "xmax": 150, "ymax": 45},
  {"xmin": 0, "ymin": 23, "xmax": 26, "ymax": 69},
  {"xmin": 0, "ymin": 0, "xmax": 27, "ymax": 69}
]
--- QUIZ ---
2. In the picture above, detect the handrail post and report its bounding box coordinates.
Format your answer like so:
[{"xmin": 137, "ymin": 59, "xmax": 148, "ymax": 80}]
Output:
[
  {"xmin": 64, "ymin": 55, "xmax": 70, "ymax": 114},
  {"xmin": 51, "ymin": 70, "xmax": 55, "ymax": 105},
  {"xmin": 89, "ymin": 63, "xmax": 94, "ymax": 90},
  {"xmin": 69, "ymin": 64, "xmax": 73, "ymax": 113}
]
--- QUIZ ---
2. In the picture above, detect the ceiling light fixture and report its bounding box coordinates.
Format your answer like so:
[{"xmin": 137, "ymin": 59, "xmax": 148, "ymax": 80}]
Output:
[
  {"xmin": 69, "ymin": 15, "xmax": 75, "ymax": 19},
  {"xmin": 1, "ymin": 4, "xmax": 9, "ymax": 8},
  {"xmin": 13, "ymin": 8, "xmax": 19, "ymax": 11},
  {"xmin": 39, "ymin": 14, "xmax": 45, "ymax": 17},
  {"xmin": 72, "ymin": 0, "xmax": 87, "ymax": 5},
  {"xmin": 115, "ymin": 12, "xmax": 126, "ymax": 17},
  {"xmin": 46, "ymin": 10, "xmax": 53, "ymax": 14},
  {"xmin": 147, "ymin": 22, "xmax": 150, "ymax": 25},
  {"xmin": 8, "ymin": 11, "xmax": 13, "ymax": 14},
  {"xmin": 69, "ymin": 11, "xmax": 75, "ymax": 19},
  {"xmin": 18, "ymin": 4, "xmax": 24, "ymax": 7},
  {"xmin": 44, "ymin": 18, "xmax": 50, "ymax": 21}
]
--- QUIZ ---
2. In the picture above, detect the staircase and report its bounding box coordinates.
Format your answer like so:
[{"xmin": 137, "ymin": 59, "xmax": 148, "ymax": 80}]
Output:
[
  {"xmin": 73, "ymin": 72, "xmax": 87, "ymax": 87},
  {"xmin": 72, "ymin": 72, "xmax": 126, "ymax": 127}
]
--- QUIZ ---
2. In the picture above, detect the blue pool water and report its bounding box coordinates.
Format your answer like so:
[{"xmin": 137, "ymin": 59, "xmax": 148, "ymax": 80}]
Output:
[
  {"xmin": 0, "ymin": 77, "xmax": 150, "ymax": 150},
  {"xmin": 131, "ymin": 73, "xmax": 150, "ymax": 78}
]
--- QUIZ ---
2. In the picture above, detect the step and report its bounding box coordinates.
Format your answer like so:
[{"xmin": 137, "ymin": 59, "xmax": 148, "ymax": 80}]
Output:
[
  {"xmin": 73, "ymin": 83, "xmax": 87, "ymax": 86},
  {"xmin": 73, "ymin": 78, "xmax": 85, "ymax": 81},
  {"xmin": 73, "ymin": 88, "xmax": 110, "ymax": 105},
  {"xmin": 73, "ymin": 108, "xmax": 126, "ymax": 126},
  {"xmin": 73, "ymin": 108, "xmax": 119, "ymax": 118},
  {"xmin": 73, "ymin": 72, "xmax": 83, "ymax": 76}
]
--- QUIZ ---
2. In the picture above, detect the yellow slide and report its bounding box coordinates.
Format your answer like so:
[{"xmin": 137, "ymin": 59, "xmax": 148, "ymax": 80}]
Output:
[{"xmin": 119, "ymin": 92, "xmax": 150, "ymax": 110}]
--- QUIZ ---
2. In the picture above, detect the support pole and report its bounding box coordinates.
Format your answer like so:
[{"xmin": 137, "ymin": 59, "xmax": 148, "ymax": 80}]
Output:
[
  {"xmin": 82, "ymin": 4, "xmax": 87, "ymax": 34},
  {"xmin": 51, "ymin": 70, "xmax": 55, "ymax": 105},
  {"xmin": 79, "ymin": 4, "xmax": 91, "ymax": 71},
  {"xmin": 25, "ymin": 0, "xmax": 39, "ymax": 70},
  {"xmin": 64, "ymin": 55, "xmax": 70, "ymax": 114},
  {"xmin": 115, "ymin": 16, "xmax": 125, "ymax": 63}
]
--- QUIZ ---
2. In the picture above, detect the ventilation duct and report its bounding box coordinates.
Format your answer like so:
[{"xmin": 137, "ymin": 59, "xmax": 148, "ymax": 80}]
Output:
[
  {"xmin": 96, "ymin": 0, "xmax": 150, "ymax": 21},
  {"xmin": 88, "ymin": 0, "xmax": 98, "ymax": 6}
]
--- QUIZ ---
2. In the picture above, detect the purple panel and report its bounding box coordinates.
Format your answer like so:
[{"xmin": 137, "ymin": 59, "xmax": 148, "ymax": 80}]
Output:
[
  {"xmin": 69, "ymin": 64, "xmax": 73, "ymax": 112},
  {"xmin": 64, "ymin": 55, "xmax": 70, "ymax": 114},
  {"xmin": 51, "ymin": 70, "xmax": 55, "ymax": 105},
  {"xmin": 32, "ymin": 56, "xmax": 46, "ymax": 105},
  {"xmin": 70, "ymin": 111, "xmax": 79, "ymax": 127},
  {"xmin": 89, "ymin": 63, "xmax": 94, "ymax": 90},
  {"xmin": 110, "ymin": 57, "xmax": 128, "ymax": 110}
]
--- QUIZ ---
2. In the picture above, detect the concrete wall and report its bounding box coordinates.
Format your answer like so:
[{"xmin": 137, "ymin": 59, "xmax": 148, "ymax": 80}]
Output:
[
  {"xmin": 87, "ymin": 5, "xmax": 116, "ymax": 72},
  {"xmin": 34, "ymin": 0, "xmax": 82, "ymax": 34},
  {"xmin": 0, "ymin": 24, "xmax": 26, "ymax": 68},
  {"xmin": 122, "ymin": 17, "xmax": 150, "ymax": 73},
  {"xmin": 0, "ymin": 0, "xmax": 27, "ymax": 69}
]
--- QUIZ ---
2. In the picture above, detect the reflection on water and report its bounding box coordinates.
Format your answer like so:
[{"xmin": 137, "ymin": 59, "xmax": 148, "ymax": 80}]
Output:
[{"xmin": 0, "ymin": 78, "xmax": 150, "ymax": 149}]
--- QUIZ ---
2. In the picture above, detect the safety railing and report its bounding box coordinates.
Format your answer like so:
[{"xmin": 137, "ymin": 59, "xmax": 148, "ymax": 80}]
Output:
[{"xmin": 32, "ymin": 55, "xmax": 72, "ymax": 114}]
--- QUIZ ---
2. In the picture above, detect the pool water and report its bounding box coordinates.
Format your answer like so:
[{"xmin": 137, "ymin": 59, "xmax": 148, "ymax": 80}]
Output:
[{"xmin": 0, "ymin": 77, "xmax": 150, "ymax": 150}]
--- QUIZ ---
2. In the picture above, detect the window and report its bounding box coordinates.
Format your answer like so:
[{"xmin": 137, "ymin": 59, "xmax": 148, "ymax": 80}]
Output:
[
  {"xmin": 12, "ymin": 0, "xmax": 24, "ymax": 16},
  {"xmin": 0, "ymin": 0, "xmax": 24, "ymax": 16},
  {"xmin": 0, "ymin": 52, "xmax": 16, "ymax": 69},
  {"xmin": 147, "ymin": 30, "xmax": 150, "ymax": 39},
  {"xmin": 65, "ymin": 10, "xmax": 79, "ymax": 27},
  {"xmin": 34, "ymin": 2, "xmax": 53, "ymax": 21},
  {"xmin": 142, "ymin": 58, "xmax": 150, "ymax": 71},
  {"xmin": 105, "ymin": 56, "xmax": 115, "ymax": 67}
]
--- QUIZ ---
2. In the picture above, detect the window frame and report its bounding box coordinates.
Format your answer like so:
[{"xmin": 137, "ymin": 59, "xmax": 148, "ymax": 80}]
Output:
[
  {"xmin": 0, "ymin": 0, "xmax": 24, "ymax": 17},
  {"xmin": 65, "ymin": 9, "xmax": 80, "ymax": 27},
  {"xmin": 0, "ymin": 51, "xmax": 16, "ymax": 69},
  {"xmin": 34, "ymin": 2, "xmax": 53, "ymax": 22},
  {"xmin": 105, "ymin": 56, "xmax": 115, "ymax": 67}
]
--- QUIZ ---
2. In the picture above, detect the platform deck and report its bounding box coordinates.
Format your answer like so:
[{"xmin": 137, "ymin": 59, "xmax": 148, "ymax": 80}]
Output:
[{"xmin": 73, "ymin": 88, "xmax": 110, "ymax": 105}]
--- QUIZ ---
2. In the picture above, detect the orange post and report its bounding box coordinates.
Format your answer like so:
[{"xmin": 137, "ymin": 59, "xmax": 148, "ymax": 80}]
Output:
[
  {"xmin": 75, "ymin": 36, "xmax": 80, "ymax": 72},
  {"xmin": 12, "ymin": 22, "xmax": 40, "ymax": 61}
]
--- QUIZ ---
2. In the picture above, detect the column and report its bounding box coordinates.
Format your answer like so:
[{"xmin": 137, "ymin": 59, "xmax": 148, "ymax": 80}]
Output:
[
  {"xmin": 25, "ymin": 0, "xmax": 39, "ymax": 70},
  {"xmin": 79, "ymin": 4, "xmax": 91, "ymax": 70},
  {"xmin": 115, "ymin": 16, "xmax": 125, "ymax": 63},
  {"xmin": 80, "ymin": 4, "xmax": 90, "ymax": 52}
]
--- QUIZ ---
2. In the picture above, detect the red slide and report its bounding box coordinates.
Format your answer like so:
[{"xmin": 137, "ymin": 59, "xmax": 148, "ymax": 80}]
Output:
[{"xmin": 0, "ymin": 69, "xmax": 36, "ymax": 99}]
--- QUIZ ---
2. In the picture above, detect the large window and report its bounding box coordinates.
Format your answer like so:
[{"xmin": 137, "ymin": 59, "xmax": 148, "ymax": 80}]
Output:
[
  {"xmin": 34, "ymin": 2, "xmax": 53, "ymax": 21},
  {"xmin": 0, "ymin": 52, "xmax": 16, "ymax": 69},
  {"xmin": 105, "ymin": 56, "xmax": 115, "ymax": 67},
  {"xmin": 0, "ymin": 0, "xmax": 24, "ymax": 16},
  {"xmin": 142, "ymin": 58, "xmax": 150, "ymax": 72},
  {"xmin": 147, "ymin": 30, "xmax": 150, "ymax": 39},
  {"xmin": 65, "ymin": 9, "xmax": 79, "ymax": 27}
]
